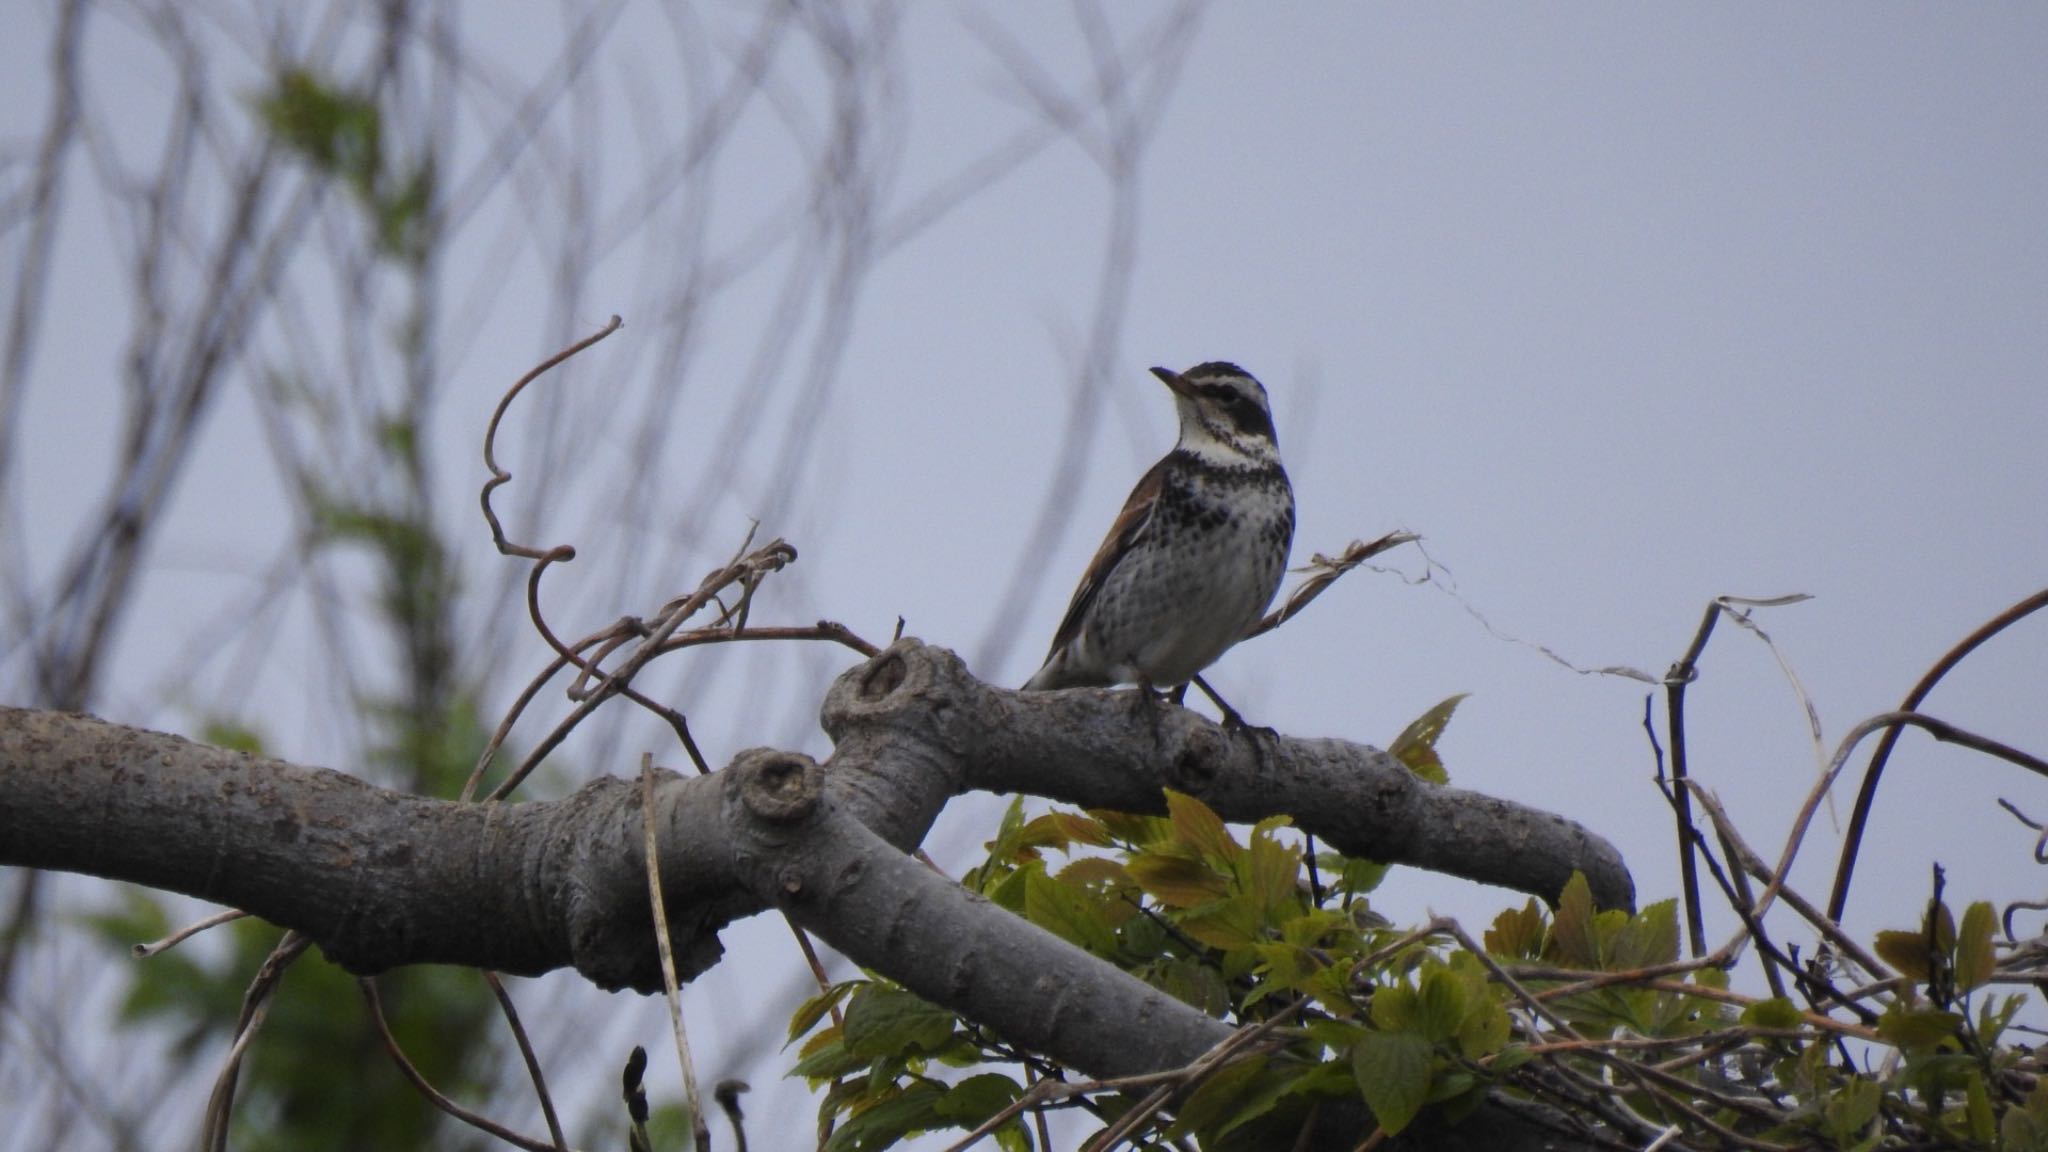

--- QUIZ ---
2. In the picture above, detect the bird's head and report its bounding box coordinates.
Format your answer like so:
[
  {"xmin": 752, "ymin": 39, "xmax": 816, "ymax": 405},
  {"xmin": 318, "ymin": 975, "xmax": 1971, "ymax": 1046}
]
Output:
[{"xmin": 1151, "ymin": 362, "xmax": 1280, "ymax": 465}]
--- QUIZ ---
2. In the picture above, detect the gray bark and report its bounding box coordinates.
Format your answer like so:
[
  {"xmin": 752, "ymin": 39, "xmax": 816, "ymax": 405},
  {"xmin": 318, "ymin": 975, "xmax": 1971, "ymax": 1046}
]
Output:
[{"xmin": 0, "ymin": 638, "xmax": 1633, "ymax": 1149}]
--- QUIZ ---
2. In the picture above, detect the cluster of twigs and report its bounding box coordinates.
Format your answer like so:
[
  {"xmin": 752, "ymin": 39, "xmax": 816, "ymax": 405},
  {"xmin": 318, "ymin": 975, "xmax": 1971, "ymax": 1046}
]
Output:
[{"xmin": 171, "ymin": 318, "xmax": 895, "ymax": 1152}]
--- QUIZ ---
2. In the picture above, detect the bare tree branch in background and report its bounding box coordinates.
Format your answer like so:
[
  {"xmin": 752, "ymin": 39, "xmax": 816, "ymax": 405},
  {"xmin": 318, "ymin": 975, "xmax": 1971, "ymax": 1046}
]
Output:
[{"xmin": 0, "ymin": 2, "xmax": 1210, "ymax": 1147}]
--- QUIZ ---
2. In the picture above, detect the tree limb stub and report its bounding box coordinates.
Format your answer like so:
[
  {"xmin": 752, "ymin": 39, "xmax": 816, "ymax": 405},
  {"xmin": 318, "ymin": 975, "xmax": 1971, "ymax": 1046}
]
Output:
[{"xmin": 0, "ymin": 639, "xmax": 1631, "ymax": 993}]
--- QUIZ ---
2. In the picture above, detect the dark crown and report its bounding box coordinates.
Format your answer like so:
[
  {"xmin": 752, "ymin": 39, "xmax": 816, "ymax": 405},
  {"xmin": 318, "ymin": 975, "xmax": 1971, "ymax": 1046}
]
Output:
[{"xmin": 1183, "ymin": 361, "xmax": 1251, "ymax": 381}]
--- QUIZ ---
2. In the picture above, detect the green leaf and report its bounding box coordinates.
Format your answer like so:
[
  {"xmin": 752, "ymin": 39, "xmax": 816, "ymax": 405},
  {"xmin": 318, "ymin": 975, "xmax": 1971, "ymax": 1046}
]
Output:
[
  {"xmin": 256, "ymin": 69, "xmax": 383, "ymax": 194},
  {"xmin": 986, "ymin": 860, "xmax": 1032, "ymax": 911},
  {"xmin": 1166, "ymin": 789, "xmax": 1241, "ymax": 864},
  {"xmin": 929, "ymin": 1073, "xmax": 1022, "ymax": 1127},
  {"xmin": 1387, "ymin": 693, "xmax": 1466, "ymax": 784},
  {"xmin": 787, "ymin": 980, "xmax": 861, "ymax": 1044},
  {"xmin": 1876, "ymin": 1006, "xmax": 1963, "ymax": 1054},
  {"xmin": 1609, "ymin": 899, "xmax": 1678, "ymax": 970},
  {"xmin": 1956, "ymin": 900, "xmax": 1995, "ymax": 992},
  {"xmin": 982, "ymin": 796, "xmax": 1031, "ymax": 865},
  {"xmin": 2001, "ymin": 1078, "xmax": 2048, "ymax": 1152},
  {"xmin": 825, "ymin": 1082, "xmax": 946, "ymax": 1152},
  {"xmin": 1014, "ymin": 813, "xmax": 1075, "ymax": 854},
  {"xmin": 1328, "ymin": 853, "xmax": 1391, "ymax": 897},
  {"xmin": 200, "ymin": 719, "xmax": 269, "ymax": 755},
  {"xmin": 1548, "ymin": 872, "xmax": 1600, "ymax": 968},
  {"xmin": 841, "ymin": 986, "xmax": 958, "ymax": 1060},
  {"xmin": 373, "ymin": 162, "xmax": 434, "ymax": 263},
  {"xmin": 1126, "ymin": 845, "xmax": 1228, "ymax": 908},
  {"xmin": 1978, "ymin": 991, "xmax": 2025, "ymax": 1047},
  {"xmin": 1251, "ymin": 942, "xmax": 1323, "ymax": 995},
  {"xmin": 1823, "ymin": 1076, "xmax": 1881, "ymax": 1146},
  {"xmin": 1457, "ymin": 1002, "xmax": 1512, "ymax": 1060},
  {"xmin": 1874, "ymin": 929, "xmax": 1932, "ymax": 982},
  {"xmin": 1091, "ymin": 809, "xmax": 1173, "ymax": 846},
  {"xmin": 1242, "ymin": 820, "xmax": 1301, "ymax": 916},
  {"xmin": 1966, "ymin": 1070, "xmax": 1996, "ymax": 1144},
  {"xmin": 1056, "ymin": 856, "xmax": 1133, "ymax": 890},
  {"xmin": 1416, "ymin": 966, "xmax": 1468, "ymax": 1044},
  {"xmin": 1352, "ymin": 1030, "xmax": 1433, "ymax": 1135},
  {"xmin": 1050, "ymin": 810, "xmax": 1114, "ymax": 847},
  {"xmin": 1489, "ymin": 1044, "xmax": 1533, "ymax": 1072},
  {"xmin": 1484, "ymin": 900, "xmax": 1547, "ymax": 959},
  {"xmin": 1738, "ymin": 996, "xmax": 1804, "ymax": 1030},
  {"xmin": 789, "ymin": 1028, "xmax": 866, "ymax": 1082},
  {"xmin": 1178, "ymin": 895, "xmax": 1264, "ymax": 951},
  {"xmin": 1024, "ymin": 867, "xmax": 1116, "ymax": 956},
  {"xmin": 1166, "ymin": 1055, "xmax": 1268, "ymax": 1139},
  {"xmin": 1369, "ymin": 983, "xmax": 1419, "ymax": 1032},
  {"xmin": 1144, "ymin": 957, "xmax": 1231, "ymax": 1016}
]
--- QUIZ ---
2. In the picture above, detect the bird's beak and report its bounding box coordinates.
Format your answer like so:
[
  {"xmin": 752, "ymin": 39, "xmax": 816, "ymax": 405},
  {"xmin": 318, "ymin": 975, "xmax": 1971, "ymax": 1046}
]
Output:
[{"xmin": 1149, "ymin": 366, "xmax": 1197, "ymax": 399}]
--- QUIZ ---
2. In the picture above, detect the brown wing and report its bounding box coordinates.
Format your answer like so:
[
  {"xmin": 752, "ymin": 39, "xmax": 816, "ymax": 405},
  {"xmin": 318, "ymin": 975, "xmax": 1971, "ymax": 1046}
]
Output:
[{"xmin": 1044, "ymin": 456, "xmax": 1169, "ymax": 661}]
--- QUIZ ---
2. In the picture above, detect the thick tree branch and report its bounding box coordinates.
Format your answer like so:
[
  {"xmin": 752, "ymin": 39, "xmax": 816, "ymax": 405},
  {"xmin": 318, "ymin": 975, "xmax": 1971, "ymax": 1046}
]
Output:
[
  {"xmin": 2, "ymin": 640, "xmax": 1633, "ymax": 1149},
  {"xmin": 821, "ymin": 640, "xmax": 1634, "ymax": 912},
  {"xmin": 0, "ymin": 688, "xmax": 1614, "ymax": 1150},
  {"xmin": 1, "ymin": 641, "xmax": 1631, "ymax": 988}
]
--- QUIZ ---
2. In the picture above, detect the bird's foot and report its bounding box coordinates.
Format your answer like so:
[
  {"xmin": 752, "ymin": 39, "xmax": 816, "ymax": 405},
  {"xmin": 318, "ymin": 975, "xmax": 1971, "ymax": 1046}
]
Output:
[{"xmin": 1192, "ymin": 674, "xmax": 1278, "ymax": 739}]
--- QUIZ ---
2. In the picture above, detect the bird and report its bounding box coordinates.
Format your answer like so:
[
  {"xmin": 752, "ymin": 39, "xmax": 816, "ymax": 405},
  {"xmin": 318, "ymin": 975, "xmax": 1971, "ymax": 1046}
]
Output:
[{"xmin": 1022, "ymin": 361, "xmax": 1294, "ymax": 722}]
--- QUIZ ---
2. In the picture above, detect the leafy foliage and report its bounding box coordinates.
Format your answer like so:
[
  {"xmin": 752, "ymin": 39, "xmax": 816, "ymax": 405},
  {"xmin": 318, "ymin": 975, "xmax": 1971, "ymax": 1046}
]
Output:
[
  {"xmin": 256, "ymin": 68, "xmax": 435, "ymax": 263},
  {"xmin": 786, "ymin": 703, "xmax": 2045, "ymax": 1150}
]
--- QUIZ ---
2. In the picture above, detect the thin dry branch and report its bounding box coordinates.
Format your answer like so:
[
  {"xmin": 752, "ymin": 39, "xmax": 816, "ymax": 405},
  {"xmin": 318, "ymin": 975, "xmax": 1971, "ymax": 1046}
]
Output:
[
  {"xmin": 359, "ymin": 978, "xmax": 569, "ymax": 1152},
  {"xmin": 484, "ymin": 973, "xmax": 570, "ymax": 1152},
  {"xmin": 1828, "ymin": 585, "xmax": 2048, "ymax": 922},
  {"xmin": 1245, "ymin": 532, "xmax": 1416, "ymax": 641},
  {"xmin": 201, "ymin": 932, "xmax": 312, "ymax": 1152}
]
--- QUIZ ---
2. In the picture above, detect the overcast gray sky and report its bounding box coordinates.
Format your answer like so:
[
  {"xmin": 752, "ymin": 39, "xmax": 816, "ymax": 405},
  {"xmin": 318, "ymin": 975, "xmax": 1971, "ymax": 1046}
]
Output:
[{"xmin": 5, "ymin": 4, "xmax": 2045, "ymax": 1147}]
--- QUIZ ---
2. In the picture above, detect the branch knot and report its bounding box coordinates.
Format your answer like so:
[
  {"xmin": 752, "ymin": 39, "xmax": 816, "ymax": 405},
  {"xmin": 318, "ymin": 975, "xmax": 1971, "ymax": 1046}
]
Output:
[{"xmin": 735, "ymin": 749, "xmax": 820, "ymax": 824}]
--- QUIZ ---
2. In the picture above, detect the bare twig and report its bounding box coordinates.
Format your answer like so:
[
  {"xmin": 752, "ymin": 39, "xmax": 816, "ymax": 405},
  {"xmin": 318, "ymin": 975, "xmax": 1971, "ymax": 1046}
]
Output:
[
  {"xmin": 1244, "ymin": 532, "xmax": 1417, "ymax": 641},
  {"xmin": 1661, "ymin": 594, "xmax": 1811, "ymax": 959},
  {"xmin": 642, "ymin": 754, "xmax": 710, "ymax": 1152},
  {"xmin": 478, "ymin": 315, "xmax": 624, "ymax": 561},
  {"xmin": 201, "ymin": 932, "xmax": 312, "ymax": 1152},
  {"xmin": 484, "ymin": 972, "xmax": 570, "ymax": 1151},
  {"xmin": 358, "ymin": 978, "xmax": 570, "ymax": 1152},
  {"xmin": 132, "ymin": 908, "xmax": 247, "ymax": 958},
  {"xmin": 1828, "ymin": 586, "xmax": 2048, "ymax": 923}
]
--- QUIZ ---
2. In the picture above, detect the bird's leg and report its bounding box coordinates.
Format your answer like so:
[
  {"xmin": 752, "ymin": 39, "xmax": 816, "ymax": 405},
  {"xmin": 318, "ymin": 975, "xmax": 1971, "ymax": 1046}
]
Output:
[
  {"xmin": 1126, "ymin": 678, "xmax": 1168, "ymax": 708},
  {"xmin": 1192, "ymin": 674, "xmax": 1276, "ymax": 738},
  {"xmin": 1128, "ymin": 678, "xmax": 1172, "ymax": 747},
  {"xmin": 1167, "ymin": 682, "xmax": 1189, "ymax": 707}
]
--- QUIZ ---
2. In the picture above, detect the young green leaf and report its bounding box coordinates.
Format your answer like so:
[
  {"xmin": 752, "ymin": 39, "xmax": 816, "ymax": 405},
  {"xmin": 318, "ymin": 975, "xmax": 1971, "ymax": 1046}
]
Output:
[
  {"xmin": 929, "ymin": 1073, "xmax": 1023, "ymax": 1127},
  {"xmin": 787, "ymin": 981, "xmax": 861, "ymax": 1045},
  {"xmin": 1024, "ymin": 867, "xmax": 1117, "ymax": 956},
  {"xmin": 1956, "ymin": 900, "xmax": 1995, "ymax": 993},
  {"xmin": 1739, "ymin": 996, "xmax": 1804, "ymax": 1031},
  {"xmin": 1608, "ymin": 899, "xmax": 1679, "ymax": 970},
  {"xmin": 1547, "ymin": 872, "xmax": 1600, "ymax": 968},
  {"xmin": 1165, "ymin": 789, "xmax": 1242, "ymax": 864},
  {"xmin": 1126, "ymin": 845, "xmax": 1229, "ymax": 908},
  {"xmin": 1387, "ymin": 694, "xmax": 1467, "ymax": 785},
  {"xmin": 1352, "ymin": 1030, "xmax": 1433, "ymax": 1136},
  {"xmin": 841, "ymin": 986, "xmax": 958, "ymax": 1059},
  {"xmin": 1876, "ymin": 1006, "xmax": 1963, "ymax": 1054},
  {"xmin": 1484, "ymin": 900, "xmax": 1547, "ymax": 959},
  {"xmin": 1874, "ymin": 929, "xmax": 1933, "ymax": 982}
]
